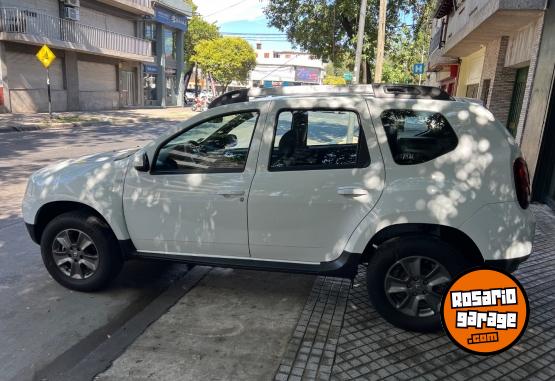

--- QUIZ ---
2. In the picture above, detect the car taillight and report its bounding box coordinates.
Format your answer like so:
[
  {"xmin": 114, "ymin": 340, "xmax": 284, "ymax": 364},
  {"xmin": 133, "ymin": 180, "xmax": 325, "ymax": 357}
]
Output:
[{"xmin": 513, "ymin": 157, "xmax": 530, "ymax": 209}]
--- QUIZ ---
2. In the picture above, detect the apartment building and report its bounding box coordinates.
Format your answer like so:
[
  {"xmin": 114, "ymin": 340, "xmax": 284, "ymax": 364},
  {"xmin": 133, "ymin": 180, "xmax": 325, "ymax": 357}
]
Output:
[
  {"xmin": 426, "ymin": 0, "xmax": 555, "ymax": 208},
  {"xmin": 0, "ymin": 0, "xmax": 191, "ymax": 113},
  {"xmin": 249, "ymin": 42, "xmax": 324, "ymax": 88}
]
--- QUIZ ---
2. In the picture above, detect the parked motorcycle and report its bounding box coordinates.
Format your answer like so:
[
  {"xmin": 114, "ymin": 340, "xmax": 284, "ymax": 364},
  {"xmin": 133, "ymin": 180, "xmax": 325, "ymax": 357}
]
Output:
[{"xmin": 191, "ymin": 96, "xmax": 208, "ymax": 112}]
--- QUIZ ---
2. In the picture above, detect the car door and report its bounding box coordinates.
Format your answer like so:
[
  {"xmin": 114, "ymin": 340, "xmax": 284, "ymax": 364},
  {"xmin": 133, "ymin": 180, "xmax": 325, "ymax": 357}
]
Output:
[
  {"xmin": 248, "ymin": 96, "xmax": 385, "ymax": 263},
  {"xmin": 123, "ymin": 105, "xmax": 265, "ymax": 257}
]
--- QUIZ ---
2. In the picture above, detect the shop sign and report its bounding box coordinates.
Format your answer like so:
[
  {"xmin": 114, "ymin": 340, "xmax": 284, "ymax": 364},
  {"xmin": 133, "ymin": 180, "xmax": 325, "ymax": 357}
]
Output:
[
  {"xmin": 154, "ymin": 6, "xmax": 188, "ymax": 31},
  {"xmin": 144, "ymin": 65, "xmax": 159, "ymax": 74},
  {"xmin": 295, "ymin": 67, "xmax": 320, "ymax": 83}
]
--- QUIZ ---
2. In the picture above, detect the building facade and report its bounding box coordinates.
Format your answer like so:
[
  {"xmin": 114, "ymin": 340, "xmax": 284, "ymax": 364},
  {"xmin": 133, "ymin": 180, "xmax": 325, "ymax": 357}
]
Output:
[
  {"xmin": 0, "ymin": 0, "xmax": 191, "ymax": 113},
  {"xmin": 249, "ymin": 43, "xmax": 324, "ymax": 88},
  {"xmin": 426, "ymin": 0, "xmax": 555, "ymax": 208}
]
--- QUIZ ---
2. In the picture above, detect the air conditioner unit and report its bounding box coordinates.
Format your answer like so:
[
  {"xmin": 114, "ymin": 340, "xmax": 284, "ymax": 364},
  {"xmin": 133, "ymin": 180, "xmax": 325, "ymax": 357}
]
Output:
[
  {"xmin": 64, "ymin": 0, "xmax": 80, "ymax": 7},
  {"xmin": 64, "ymin": 6, "xmax": 80, "ymax": 21}
]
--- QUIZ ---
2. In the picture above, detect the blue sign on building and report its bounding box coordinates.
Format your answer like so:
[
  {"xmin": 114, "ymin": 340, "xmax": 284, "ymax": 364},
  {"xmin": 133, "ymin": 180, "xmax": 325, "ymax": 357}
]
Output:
[
  {"xmin": 144, "ymin": 64, "xmax": 159, "ymax": 74},
  {"xmin": 413, "ymin": 63, "xmax": 425, "ymax": 75},
  {"xmin": 154, "ymin": 6, "xmax": 188, "ymax": 31}
]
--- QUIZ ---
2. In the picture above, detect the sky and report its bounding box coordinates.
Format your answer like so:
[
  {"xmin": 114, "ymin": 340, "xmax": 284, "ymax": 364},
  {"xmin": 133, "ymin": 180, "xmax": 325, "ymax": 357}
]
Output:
[{"xmin": 195, "ymin": 0, "xmax": 294, "ymax": 51}]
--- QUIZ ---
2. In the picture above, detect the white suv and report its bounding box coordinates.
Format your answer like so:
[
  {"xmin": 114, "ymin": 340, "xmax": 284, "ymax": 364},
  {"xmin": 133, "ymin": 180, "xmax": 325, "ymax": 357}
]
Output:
[{"xmin": 22, "ymin": 85, "xmax": 535, "ymax": 331}]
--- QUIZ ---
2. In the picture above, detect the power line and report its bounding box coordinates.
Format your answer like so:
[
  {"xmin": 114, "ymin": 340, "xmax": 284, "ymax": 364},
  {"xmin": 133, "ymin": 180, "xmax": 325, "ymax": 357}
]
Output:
[{"xmin": 203, "ymin": 0, "xmax": 250, "ymax": 18}]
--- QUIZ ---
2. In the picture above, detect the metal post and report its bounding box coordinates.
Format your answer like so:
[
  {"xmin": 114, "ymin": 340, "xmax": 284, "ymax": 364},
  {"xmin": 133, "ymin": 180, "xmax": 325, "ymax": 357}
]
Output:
[
  {"xmin": 353, "ymin": 0, "xmax": 368, "ymax": 84},
  {"xmin": 419, "ymin": 50, "xmax": 424, "ymax": 85},
  {"xmin": 46, "ymin": 68, "xmax": 52, "ymax": 118}
]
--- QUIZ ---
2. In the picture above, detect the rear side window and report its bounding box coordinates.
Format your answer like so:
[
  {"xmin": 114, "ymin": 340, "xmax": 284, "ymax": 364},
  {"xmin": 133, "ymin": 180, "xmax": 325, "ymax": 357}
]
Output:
[
  {"xmin": 380, "ymin": 110, "xmax": 458, "ymax": 165},
  {"xmin": 269, "ymin": 110, "xmax": 369, "ymax": 171}
]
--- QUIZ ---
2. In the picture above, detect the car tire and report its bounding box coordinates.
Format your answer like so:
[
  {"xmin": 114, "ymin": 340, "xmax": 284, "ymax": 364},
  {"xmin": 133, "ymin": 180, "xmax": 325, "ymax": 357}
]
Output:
[
  {"xmin": 367, "ymin": 236, "xmax": 474, "ymax": 332},
  {"xmin": 40, "ymin": 211, "xmax": 123, "ymax": 292}
]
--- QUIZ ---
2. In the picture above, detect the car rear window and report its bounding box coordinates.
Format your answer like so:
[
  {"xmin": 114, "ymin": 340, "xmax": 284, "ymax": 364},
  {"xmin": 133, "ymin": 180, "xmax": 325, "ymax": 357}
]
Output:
[{"xmin": 380, "ymin": 110, "xmax": 458, "ymax": 165}]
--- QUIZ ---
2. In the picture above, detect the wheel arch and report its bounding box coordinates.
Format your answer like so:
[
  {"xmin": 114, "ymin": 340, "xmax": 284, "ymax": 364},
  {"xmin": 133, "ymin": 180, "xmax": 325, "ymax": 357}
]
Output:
[
  {"xmin": 33, "ymin": 201, "xmax": 116, "ymax": 245},
  {"xmin": 362, "ymin": 223, "xmax": 485, "ymax": 266}
]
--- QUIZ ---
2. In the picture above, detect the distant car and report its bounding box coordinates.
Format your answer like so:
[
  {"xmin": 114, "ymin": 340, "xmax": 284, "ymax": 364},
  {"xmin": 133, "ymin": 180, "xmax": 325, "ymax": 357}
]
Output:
[
  {"xmin": 23, "ymin": 84, "xmax": 535, "ymax": 332},
  {"xmin": 185, "ymin": 91, "xmax": 195, "ymax": 103}
]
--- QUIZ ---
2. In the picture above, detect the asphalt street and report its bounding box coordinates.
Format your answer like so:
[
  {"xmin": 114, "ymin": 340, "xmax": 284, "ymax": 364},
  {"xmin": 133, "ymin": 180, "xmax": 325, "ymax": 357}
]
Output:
[{"xmin": 0, "ymin": 120, "xmax": 190, "ymax": 380}]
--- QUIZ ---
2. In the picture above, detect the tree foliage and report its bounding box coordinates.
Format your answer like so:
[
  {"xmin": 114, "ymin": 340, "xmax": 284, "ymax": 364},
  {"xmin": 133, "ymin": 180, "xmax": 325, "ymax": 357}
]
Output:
[
  {"xmin": 192, "ymin": 37, "xmax": 257, "ymax": 92},
  {"xmin": 264, "ymin": 0, "xmax": 433, "ymax": 83},
  {"xmin": 382, "ymin": 1, "xmax": 435, "ymax": 84},
  {"xmin": 323, "ymin": 75, "xmax": 347, "ymax": 85},
  {"xmin": 185, "ymin": 15, "xmax": 220, "ymax": 66}
]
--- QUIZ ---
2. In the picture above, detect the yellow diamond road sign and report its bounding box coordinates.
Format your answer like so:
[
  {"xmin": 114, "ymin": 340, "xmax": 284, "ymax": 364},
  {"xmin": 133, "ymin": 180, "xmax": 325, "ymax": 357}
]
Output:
[{"xmin": 36, "ymin": 45, "xmax": 56, "ymax": 69}]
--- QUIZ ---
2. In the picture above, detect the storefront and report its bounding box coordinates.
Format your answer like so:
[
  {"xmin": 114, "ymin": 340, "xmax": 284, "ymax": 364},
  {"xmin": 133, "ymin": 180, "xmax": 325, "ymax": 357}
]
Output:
[{"xmin": 141, "ymin": 0, "xmax": 188, "ymax": 107}]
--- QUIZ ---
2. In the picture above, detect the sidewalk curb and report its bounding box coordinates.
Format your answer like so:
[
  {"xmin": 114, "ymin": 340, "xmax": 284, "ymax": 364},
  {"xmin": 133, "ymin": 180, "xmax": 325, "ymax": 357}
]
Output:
[
  {"xmin": 31, "ymin": 266, "xmax": 211, "ymax": 381},
  {"xmin": 0, "ymin": 117, "xmax": 186, "ymax": 133}
]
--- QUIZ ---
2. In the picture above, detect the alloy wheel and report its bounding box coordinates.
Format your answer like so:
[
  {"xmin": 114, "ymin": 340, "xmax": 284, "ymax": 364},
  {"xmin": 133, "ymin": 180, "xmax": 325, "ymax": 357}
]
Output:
[
  {"xmin": 384, "ymin": 256, "xmax": 451, "ymax": 318},
  {"xmin": 51, "ymin": 229, "xmax": 99, "ymax": 280}
]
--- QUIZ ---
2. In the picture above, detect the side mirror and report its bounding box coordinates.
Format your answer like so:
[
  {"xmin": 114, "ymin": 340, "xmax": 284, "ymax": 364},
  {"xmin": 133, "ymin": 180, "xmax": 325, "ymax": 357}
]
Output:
[{"xmin": 133, "ymin": 152, "xmax": 150, "ymax": 172}]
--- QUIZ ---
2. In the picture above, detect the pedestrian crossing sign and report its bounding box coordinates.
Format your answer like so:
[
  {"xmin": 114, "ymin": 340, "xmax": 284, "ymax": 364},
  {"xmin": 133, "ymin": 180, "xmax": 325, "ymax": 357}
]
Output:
[{"xmin": 36, "ymin": 45, "xmax": 56, "ymax": 69}]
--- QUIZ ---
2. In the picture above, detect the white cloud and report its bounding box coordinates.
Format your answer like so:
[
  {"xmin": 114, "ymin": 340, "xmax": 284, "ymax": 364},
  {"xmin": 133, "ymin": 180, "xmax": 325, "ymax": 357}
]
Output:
[{"xmin": 196, "ymin": 0, "xmax": 268, "ymax": 25}]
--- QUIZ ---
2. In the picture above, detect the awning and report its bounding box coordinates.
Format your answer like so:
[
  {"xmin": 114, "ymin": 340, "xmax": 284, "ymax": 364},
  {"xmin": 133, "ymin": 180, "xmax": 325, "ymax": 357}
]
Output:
[{"xmin": 433, "ymin": 0, "xmax": 455, "ymax": 19}]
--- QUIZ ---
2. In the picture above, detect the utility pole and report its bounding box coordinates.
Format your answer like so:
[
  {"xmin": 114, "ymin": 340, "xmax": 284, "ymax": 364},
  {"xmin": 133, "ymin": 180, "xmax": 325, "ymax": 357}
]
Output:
[
  {"xmin": 419, "ymin": 50, "xmax": 425, "ymax": 85},
  {"xmin": 374, "ymin": 0, "xmax": 387, "ymax": 83},
  {"xmin": 353, "ymin": 0, "xmax": 368, "ymax": 84}
]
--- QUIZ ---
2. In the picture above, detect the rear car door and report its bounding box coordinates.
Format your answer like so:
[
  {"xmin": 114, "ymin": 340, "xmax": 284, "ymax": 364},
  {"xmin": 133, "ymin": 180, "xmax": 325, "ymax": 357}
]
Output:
[{"xmin": 247, "ymin": 96, "xmax": 385, "ymax": 263}]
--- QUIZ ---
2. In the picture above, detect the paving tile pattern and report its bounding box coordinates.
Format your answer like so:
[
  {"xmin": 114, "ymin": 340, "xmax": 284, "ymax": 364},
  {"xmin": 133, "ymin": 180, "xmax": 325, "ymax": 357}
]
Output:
[
  {"xmin": 275, "ymin": 204, "xmax": 555, "ymax": 381},
  {"xmin": 275, "ymin": 276, "xmax": 352, "ymax": 381}
]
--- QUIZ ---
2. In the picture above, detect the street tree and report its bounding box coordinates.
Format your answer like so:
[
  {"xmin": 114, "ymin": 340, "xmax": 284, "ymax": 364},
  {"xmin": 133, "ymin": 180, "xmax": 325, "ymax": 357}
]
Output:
[
  {"xmin": 183, "ymin": 1, "xmax": 220, "ymax": 94},
  {"xmin": 192, "ymin": 37, "xmax": 257, "ymax": 93},
  {"xmin": 264, "ymin": 0, "xmax": 431, "ymax": 83},
  {"xmin": 323, "ymin": 75, "xmax": 347, "ymax": 85},
  {"xmin": 383, "ymin": 0, "xmax": 435, "ymax": 84},
  {"xmin": 185, "ymin": 15, "xmax": 220, "ymax": 66}
]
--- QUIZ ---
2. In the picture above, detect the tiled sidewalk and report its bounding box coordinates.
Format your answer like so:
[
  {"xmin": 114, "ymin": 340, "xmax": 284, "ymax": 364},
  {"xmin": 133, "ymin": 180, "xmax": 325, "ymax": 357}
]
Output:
[{"xmin": 275, "ymin": 204, "xmax": 555, "ymax": 381}]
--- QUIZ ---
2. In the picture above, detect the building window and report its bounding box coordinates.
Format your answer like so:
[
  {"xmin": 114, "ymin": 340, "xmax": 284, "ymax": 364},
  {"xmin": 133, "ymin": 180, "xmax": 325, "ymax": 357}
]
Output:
[
  {"xmin": 144, "ymin": 22, "xmax": 157, "ymax": 53},
  {"xmin": 285, "ymin": 54, "xmax": 291, "ymax": 59},
  {"xmin": 273, "ymin": 52, "xmax": 280, "ymax": 58},
  {"xmin": 264, "ymin": 52, "xmax": 270, "ymax": 59},
  {"xmin": 480, "ymin": 79, "xmax": 491, "ymax": 106},
  {"xmin": 256, "ymin": 43, "xmax": 262, "ymax": 50},
  {"xmin": 465, "ymin": 84, "xmax": 479, "ymax": 98},
  {"xmin": 164, "ymin": 28, "xmax": 177, "ymax": 60}
]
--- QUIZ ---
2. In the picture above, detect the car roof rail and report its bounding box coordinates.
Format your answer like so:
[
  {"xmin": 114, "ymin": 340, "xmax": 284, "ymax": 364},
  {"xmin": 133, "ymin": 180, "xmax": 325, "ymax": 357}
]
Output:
[
  {"xmin": 208, "ymin": 84, "xmax": 452, "ymax": 109},
  {"xmin": 373, "ymin": 84, "xmax": 453, "ymax": 100},
  {"xmin": 453, "ymin": 96, "xmax": 484, "ymax": 106}
]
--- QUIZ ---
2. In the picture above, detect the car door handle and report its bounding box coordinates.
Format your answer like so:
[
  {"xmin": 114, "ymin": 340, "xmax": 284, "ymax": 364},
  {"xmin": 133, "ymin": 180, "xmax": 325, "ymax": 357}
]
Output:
[
  {"xmin": 337, "ymin": 186, "xmax": 369, "ymax": 196},
  {"xmin": 216, "ymin": 189, "xmax": 245, "ymax": 197}
]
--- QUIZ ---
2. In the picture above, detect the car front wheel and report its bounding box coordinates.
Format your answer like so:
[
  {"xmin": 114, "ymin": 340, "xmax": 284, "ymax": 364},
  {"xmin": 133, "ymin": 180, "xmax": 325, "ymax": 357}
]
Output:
[
  {"xmin": 40, "ymin": 211, "xmax": 123, "ymax": 292},
  {"xmin": 367, "ymin": 236, "xmax": 474, "ymax": 332}
]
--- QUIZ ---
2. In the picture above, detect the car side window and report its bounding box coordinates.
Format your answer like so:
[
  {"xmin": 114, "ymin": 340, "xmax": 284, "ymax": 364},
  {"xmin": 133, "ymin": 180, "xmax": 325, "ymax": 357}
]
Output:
[
  {"xmin": 380, "ymin": 110, "xmax": 458, "ymax": 165},
  {"xmin": 269, "ymin": 110, "xmax": 369, "ymax": 171},
  {"xmin": 154, "ymin": 111, "xmax": 258, "ymax": 173}
]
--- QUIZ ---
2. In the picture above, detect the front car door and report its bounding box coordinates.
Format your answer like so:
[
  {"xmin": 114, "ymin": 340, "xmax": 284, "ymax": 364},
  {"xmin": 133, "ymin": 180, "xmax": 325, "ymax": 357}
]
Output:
[
  {"xmin": 248, "ymin": 96, "xmax": 385, "ymax": 263},
  {"xmin": 123, "ymin": 103, "xmax": 266, "ymax": 257}
]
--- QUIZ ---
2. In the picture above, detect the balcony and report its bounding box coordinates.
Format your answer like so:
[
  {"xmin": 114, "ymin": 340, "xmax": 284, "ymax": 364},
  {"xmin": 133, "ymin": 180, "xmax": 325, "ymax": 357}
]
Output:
[
  {"xmin": 0, "ymin": 8, "xmax": 153, "ymax": 62},
  {"xmin": 437, "ymin": 0, "xmax": 547, "ymax": 57},
  {"xmin": 429, "ymin": 22, "xmax": 445, "ymax": 55},
  {"xmin": 96, "ymin": 0, "xmax": 154, "ymax": 16}
]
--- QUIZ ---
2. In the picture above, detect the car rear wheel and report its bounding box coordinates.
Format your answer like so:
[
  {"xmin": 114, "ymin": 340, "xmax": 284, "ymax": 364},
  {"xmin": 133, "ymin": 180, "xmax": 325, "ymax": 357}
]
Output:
[
  {"xmin": 367, "ymin": 236, "xmax": 474, "ymax": 332},
  {"xmin": 40, "ymin": 211, "xmax": 123, "ymax": 292}
]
